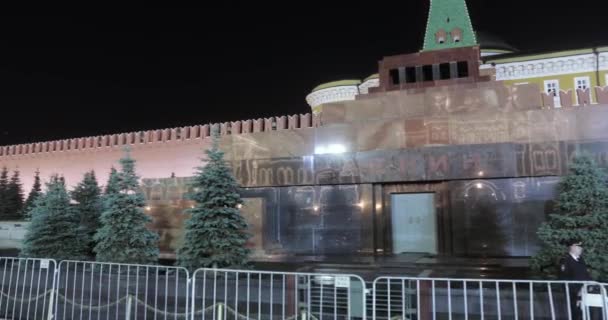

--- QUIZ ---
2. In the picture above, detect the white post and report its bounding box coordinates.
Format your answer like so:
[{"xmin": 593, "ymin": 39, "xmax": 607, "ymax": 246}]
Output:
[
  {"xmin": 125, "ymin": 294, "xmax": 133, "ymax": 320},
  {"xmin": 216, "ymin": 303, "xmax": 224, "ymax": 320},
  {"xmin": 47, "ymin": 268, "xmax": 58, "ymax": 320},
  {"xmin": 46, "ymin": 290, "xmax": 55, "ymax": 320}
]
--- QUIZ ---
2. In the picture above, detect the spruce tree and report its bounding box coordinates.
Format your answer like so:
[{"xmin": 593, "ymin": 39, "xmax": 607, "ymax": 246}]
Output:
[
  {"xmin": 0, "ymin": 167, "xmax": 8, "ymax": 218},
  {"xmin": 23, "ymin": 170, "xmax": 43, "ymax": 220},
  {"xmin": 6, "ymin": 170, "xmax": 24, "ymax": 219},
  {"xmin": 21, "ymin": 175, "xmax": 87, "ymax": 260},
  {"xmin": 94, "ymin": 151, "xmax": 159, "ymax": 264},
  {"xmin": 104, "ymin": 167, "xmax": 120, "ymax": 195},
  {"xmin": 531, "ymin": 155, "xmax": 608, "ymax": 281},
  {"xmin": 177, "ymin": 130, "xmax": 250, "ymax": 270},
  {"xmin": 71, "ymin": 171, "xmax": 102, "ymax": 259}
]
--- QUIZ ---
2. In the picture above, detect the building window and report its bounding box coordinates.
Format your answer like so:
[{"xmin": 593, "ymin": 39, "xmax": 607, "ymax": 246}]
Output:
[
  {"xmin": 423, "ymin": 65, "xmax": 434, "ymax": 81},
  {"xmin": 390, "ymin": 69, "xmax": 400, "ymax": 85},
  {"xmin": 405, "ymin": 67, "xmax": 417, "ymax": 83},
  {"xmin": 457, "ymin": 61, "xmax": 469, "ymax": 78},
  {"xmin": 574, "ymin": 76, "xmax": 590, "ymax": 90},
  {"xmin": 544, "ymin": 80, "xmax": 561, "ymax": 107},
  {"xmin": 439, "ymin": 63, "xmax": 451, "ymax": 80},
  {"xmin": 435, "ymin": 29, "xmax": 447, "ymax": 44},
  {"xmin": 451, "ymin": 28, "xmax": 463, "ymax": 43},
  {"xmin": 574, "ymin": 76, "xmax": 591, "ymax": 104}
]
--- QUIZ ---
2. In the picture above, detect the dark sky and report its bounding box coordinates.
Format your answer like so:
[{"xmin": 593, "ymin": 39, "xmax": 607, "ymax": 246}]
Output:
[{"xmin": 0, "ymin": 1, "xmax": 604, "ymax": 145}]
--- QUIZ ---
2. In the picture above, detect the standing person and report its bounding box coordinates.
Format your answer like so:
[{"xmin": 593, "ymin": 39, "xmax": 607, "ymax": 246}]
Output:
[{"xmin": 558, "ymin": 239, "xmax": 592, "ymax": 320}]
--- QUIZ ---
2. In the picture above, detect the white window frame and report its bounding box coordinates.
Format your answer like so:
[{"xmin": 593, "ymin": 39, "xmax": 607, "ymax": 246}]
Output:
[
  {"xmin": 544, "ymin": 79, "xmax": 561, "ymax": 107},
  {"xmin": 605, "ymin": 74, "xmax": 608, "ymax": 87},
  {"xmin": 574, "ymin": 76, "xmax": 592, "ymax": 104}
]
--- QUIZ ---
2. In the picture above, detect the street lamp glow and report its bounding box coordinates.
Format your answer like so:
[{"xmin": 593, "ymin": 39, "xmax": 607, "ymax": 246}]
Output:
[{"xmin": 314, "ymin": 144, "xmax": 346, "ymax": 155}]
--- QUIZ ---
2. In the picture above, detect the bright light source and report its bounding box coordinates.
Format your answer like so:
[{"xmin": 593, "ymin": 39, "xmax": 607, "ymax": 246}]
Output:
[
  {"xmin": 357, "ymin": 201, "xmax": 365, "ymax": 208},
  {"xmin": 314, "ymin": 144, "xmax": 346, "ymax": 155},
  {"xmin": 478, "ymin": 171, "xmax": 484, "ymax": 176},
  {"xmin": 313, "ymin": 206, "xmax": 319, "ymax": 212},
  {"xmin": 476, "ymin": 183, "xmax": 483, "ymax": 189},
  {"xmin": 145, "ymin": 206, "xmax": 151, "ymax": 211},
  {"xmin": 237, "ymin": 204, "xmax": 243, "ymax": 209},
  {"xmin": 375, "ymin": 203, "xmax": 382, "ymax": 210}
]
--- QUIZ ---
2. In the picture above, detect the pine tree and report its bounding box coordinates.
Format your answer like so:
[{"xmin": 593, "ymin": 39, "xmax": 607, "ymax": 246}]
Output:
[
  {"xmin": 71, "ymin": 171, "xmax": 102, "ymax": 259},
  {"xmin": 531, "ymin": 155, "xmax": 608, "ymax": 281},
  {"xmin": 104, "ymin": 167, "xmax": 120, "ymax": 195},
  {"xmin": 6, "ymin": 170, "xmax": 24, "ymax": 219},
  {"xmin": 177, "ymin": 130, "xmax": 250, "ymax": 271},
  {"xmin": 0, "ymin": 167, "xmax": 9, "ymax": 218},
  {"xmin": 94, "ymin": 151, "xmax": 159, "ymax": 264},
  {"xmin": 23, "ymin": 170, "xmax": 43, "ymax": 220},
  {"xmin": 21, "ymin": 175, "xmax": 87, "ymax": 260}
]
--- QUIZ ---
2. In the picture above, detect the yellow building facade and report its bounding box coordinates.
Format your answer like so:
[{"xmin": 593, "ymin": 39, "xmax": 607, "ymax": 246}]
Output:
[{"xmin": 484, "ymin": 47, "xmax": 608, "ymax": 106}]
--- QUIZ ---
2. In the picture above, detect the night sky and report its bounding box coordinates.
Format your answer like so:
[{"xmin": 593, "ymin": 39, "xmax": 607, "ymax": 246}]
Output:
[{"xmin": 0, "ymin": 1, "xmax": 604, "ymax": 146}]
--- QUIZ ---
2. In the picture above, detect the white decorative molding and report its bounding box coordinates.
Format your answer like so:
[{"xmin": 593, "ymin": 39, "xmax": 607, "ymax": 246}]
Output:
[
  {"xmin": 358, "ymin": 78, "xmax": 380, "ymax": 95},
  {"xmin": 489, "ymin": 52, "xmax": 608, "ymax": 81},
  {"xmin": 305, "ymin": 86, "xmax": 360, "ymax": 108}
]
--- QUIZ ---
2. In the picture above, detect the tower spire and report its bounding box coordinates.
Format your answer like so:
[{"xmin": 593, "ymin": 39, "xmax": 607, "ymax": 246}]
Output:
[{"xmin": 422, "ymin": 0, "xmax": 477, "ymax": 51}]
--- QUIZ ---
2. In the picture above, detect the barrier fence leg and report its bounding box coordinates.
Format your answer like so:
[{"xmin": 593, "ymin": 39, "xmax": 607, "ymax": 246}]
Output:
[
  {"xmin": 47, "ymin": 275, "xmax": 56, "ymax": 320},
  {"xmin": 125, "ymin": 294, "xmax": 133, "ymax": 320},
  {"xmin": 47, "ymin": 290, "xmax": 55, "ymax": 320},
  {"xmin": 216, "ymin": 302, "xmax": 224, "ymax": 320}
]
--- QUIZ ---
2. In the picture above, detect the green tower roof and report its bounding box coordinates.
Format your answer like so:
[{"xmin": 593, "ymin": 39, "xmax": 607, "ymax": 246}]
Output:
[{"xmin": 422, "ymin": 0, "xmax": 478, "ymax": 51}]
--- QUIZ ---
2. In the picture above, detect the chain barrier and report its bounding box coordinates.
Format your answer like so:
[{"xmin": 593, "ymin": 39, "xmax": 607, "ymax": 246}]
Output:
[
  {"xmin": 0, "ymin": 289, "xmax": 52, "ymax": 304},
  {"xmin": 7, "ymin": 256, "xmax": 603, "ymax": 320}
]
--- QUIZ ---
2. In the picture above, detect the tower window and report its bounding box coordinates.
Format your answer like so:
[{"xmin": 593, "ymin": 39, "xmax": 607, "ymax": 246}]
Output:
[
  {"xmin": 435, "ymin": 29, "xmax": 447, "ymax": 44},
  {"xmin": 451, "ymin": 28, "xmax": 463, "ymax": 43}
]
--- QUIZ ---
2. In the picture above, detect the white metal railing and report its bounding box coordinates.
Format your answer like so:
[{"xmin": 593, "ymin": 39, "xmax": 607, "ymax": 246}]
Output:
[
  {"xmin": 372, "ymin": 276, "xmax": 608, "ymax": 320},
  {"xmin": 191, "ymin": 268, "xmax": 367, "ymax": 320},
  {"xmin": 1, "ymin": 256, "xmax": 607, "ymax": 320},
  {"xmin": 0, "ymin": 257, "xmax": 56, "ymax": 320},
  {"xmin": 54, "ymin": 260, "xmax": 190, "ymax": 320}
]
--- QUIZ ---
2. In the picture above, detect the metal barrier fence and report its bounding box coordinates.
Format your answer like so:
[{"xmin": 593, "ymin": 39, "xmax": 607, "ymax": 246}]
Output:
[
  {"xmin": 372, "ymin": 277, "xmax": 608, "ymax": 320},
  {"xmin": 54, "ymin": 260, "xmax": 190, "ymax": 320},
  {"xmin": 0, "ymin": 257, "xmax": 56, "ymax": 320},
  {"xmin": 586, "ymin": 283, "xmax": 608, "ymax": 320},
  {"xmin": 191, "ymin": 268, "xmax": 367, "ymax": 320},
  {"xmin": 0, "ymin": 256, "xmax": 607, "ymax": 320}
]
